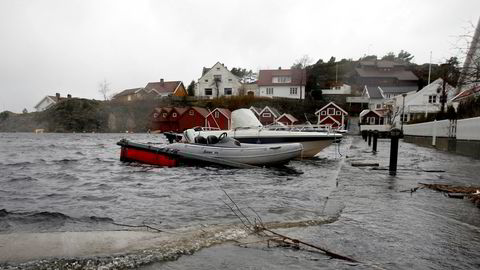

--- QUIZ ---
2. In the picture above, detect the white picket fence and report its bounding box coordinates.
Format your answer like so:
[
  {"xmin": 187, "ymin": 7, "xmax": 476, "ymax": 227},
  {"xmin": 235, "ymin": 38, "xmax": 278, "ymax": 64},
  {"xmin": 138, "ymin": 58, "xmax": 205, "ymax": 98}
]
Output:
[{"xmin": 403, "ymin": 116, "xmax": 480, "ymax": 141}]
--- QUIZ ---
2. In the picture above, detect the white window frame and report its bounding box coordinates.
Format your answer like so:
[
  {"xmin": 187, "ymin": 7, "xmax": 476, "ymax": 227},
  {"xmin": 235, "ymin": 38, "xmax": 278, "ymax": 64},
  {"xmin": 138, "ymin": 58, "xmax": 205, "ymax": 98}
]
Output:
[
  {"xmin": 215, "ymin": 111, "xmax": 220, "ymax": 118},
  {"xmin": 336, "ymin": 111, "xmax": 341, "ymax": 115},
  {"xmin": 224, "ymin": 88, "xmax": 232, "ymax": 95},
  {"xmin": 162, "ymin": 113, "xmax": 167, "ymax": 118},
  {"xmin": 266, "ymin": 88, "xmax": 274, "ymax": 95},
  {"xmin": 189, "ymin": 110, "xmax": 194, "ymax": 116},
  {"xmin": 263, "ymin": 113, "xmax": 271, "ymax": 117},
  {"xmin": 327, "ymin": 108, "xmax": 335, "ymax": 115},
  {"xmin": 205, "ymin": 88, "xmax": 212, "ymax": 96},
  {"xmin": 172, "ymin": 112, "xmax": 177, "ymax": 117},
  {"xmin": 368, "ymin": 117, "xmax": 375, "ymax": 124},
  {"xmin": 428, "ymin": 95, "xmax": 437, "ymax": 104},
  {"xmin": 289, "ymin": 87, "xmax": 298, "ymax": 95},
  {"xmin": 321, "ymin": 111, "xmax": 326, "ymax": 115}
]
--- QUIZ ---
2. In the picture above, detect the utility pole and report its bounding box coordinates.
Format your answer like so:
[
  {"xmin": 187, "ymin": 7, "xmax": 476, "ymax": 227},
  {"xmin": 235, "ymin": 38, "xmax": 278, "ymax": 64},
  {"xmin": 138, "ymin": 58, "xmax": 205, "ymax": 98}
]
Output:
[
  {"xmin": 401, "ymin": 93, "xmax": 407, "ymax": 133},
  {"xmin": 428, "ymin": 51, "xmax": 432, "ymax": 85},
  {"xmin": 440, "ymin": 63, "xmax": 449, "ymax": 115}
]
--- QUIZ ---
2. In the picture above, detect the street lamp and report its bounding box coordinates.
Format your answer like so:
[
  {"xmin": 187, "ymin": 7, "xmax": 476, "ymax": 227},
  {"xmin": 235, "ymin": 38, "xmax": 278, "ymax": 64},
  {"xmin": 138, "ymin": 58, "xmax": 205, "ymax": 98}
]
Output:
[{"xmin": 401, "ymin": 93, "xmax": 407, "ymax": 133}]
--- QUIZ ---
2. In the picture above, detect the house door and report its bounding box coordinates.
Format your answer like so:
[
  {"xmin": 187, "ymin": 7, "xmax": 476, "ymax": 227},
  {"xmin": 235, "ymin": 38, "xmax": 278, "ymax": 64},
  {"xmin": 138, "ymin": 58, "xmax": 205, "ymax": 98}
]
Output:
[
  {"xmin": 369, "ymin": 117, "xmax": 375, "ymax": 125},
  {"xmin": 247, "ymin": 91, "xmax": 254, "ymax": 96}
]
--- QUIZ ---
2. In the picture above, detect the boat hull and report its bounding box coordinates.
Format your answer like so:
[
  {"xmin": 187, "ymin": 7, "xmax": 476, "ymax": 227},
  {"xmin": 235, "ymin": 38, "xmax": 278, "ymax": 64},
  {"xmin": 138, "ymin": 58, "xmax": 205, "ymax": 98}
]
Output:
[
  {"xmin": 117, "ymin": 140, "xmax": 303, "ymax": 167},
  {"xmin": 194, "ymin": 129, "xmax": 340, "ymax": 158}
]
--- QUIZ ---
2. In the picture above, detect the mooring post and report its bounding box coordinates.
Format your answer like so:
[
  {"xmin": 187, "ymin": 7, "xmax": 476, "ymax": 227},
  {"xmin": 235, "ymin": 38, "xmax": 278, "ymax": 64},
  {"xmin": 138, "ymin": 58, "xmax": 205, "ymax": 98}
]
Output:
[
  {"xmin": 389, "ymin": 128, "xmax": 402, "ymax": 176},
  {"xmin": 361, "ymin": 130, "xmax": 367, "ymax": 141},
  {"xmin": 368, "ymin": 130, "xmax": 372, "ymax": 146},
  {"xmin": 372, "ymin": 130, "xmax": 378, "ymax": 153}
]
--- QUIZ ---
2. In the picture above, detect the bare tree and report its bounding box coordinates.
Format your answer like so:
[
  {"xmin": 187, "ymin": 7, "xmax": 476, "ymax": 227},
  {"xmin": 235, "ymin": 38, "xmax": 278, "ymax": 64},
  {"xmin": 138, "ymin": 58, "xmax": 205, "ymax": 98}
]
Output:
[
  {"xmin": 455, "ymin": 19, "xmax": 480, "ymax": 89},
  {"xmin": 98, "ymin": 79, "xmax": 110, "ymax": 101},
  {"xmin": 291, "ymin": 54, "xmax": 313, "ymax": 69},
  {"xmin": 291, "ymin": 55, "xmax": 312, "ymax": 100}
]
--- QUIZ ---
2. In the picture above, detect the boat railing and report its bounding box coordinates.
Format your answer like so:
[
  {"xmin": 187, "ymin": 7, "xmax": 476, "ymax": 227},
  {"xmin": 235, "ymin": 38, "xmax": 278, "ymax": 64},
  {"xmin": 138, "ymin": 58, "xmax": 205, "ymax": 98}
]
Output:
[{"xmin": 264, "ymin": 124, "xmax": 334, "ymax": 133}]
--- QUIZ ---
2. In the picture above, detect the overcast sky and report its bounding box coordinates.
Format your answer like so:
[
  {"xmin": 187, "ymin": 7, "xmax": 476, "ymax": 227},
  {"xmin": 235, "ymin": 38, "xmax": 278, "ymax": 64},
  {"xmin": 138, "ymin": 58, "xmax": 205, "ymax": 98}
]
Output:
[{"xmin": 1, "ymin": 0, "xmax": 479, "ymax": 112}]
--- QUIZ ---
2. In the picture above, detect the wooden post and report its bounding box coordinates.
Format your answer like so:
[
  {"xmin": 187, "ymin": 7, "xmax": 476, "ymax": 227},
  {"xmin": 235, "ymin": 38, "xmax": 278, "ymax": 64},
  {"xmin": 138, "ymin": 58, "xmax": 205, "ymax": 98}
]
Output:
[
  {"xmin": 372, "ymin": 130, "xmax": 378, "ymax": 153},
  {"xmin": 368, "ymin": 131, "xmax": 372, "ymax": 146},
  {"xmin": 389, "ymin": 128, "xmax": 402, "ymax": 176}
]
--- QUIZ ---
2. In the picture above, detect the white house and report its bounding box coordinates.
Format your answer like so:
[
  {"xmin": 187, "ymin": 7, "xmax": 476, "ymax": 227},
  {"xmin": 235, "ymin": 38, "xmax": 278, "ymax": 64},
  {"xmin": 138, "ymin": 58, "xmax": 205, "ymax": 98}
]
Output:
[
  {"xmin": 257, "ymin": 68, "xmax": 306, "ymax": 99},
  {"xmin": 361, "ymin": 85, "xmax": 386, "ymax": 110},
  {"xmin": 195, "ymin": 62, "xmax": 242, "ymax": 99},
  {"xmin": 34, "ymin": 93, "xmax": 69, "ymax": 111},
  {"xmin": 391, "ymin": 78, "xmax": 456, "ymax": 125},
  {"xmin": 320, "ymin": 84, "xmax": 352, "ymax": 95}
]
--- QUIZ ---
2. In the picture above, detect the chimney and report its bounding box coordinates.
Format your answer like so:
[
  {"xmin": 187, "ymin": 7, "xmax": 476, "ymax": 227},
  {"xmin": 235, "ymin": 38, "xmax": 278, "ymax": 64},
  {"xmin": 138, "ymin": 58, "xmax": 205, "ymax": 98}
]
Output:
[
  {"xmin": 278, "ymin": 67, "xmax": 282, "ymax": 70},
  {"xmin": 67, "ymin": 94, "xmax": 72, "ymax": 99},
  {"xmin": 56, "ymin": 93, "xmax": 60, "ymax": 101},
  {"xmin": 160, "ymin": 78, "xmax": 164, "ymax": 84}
]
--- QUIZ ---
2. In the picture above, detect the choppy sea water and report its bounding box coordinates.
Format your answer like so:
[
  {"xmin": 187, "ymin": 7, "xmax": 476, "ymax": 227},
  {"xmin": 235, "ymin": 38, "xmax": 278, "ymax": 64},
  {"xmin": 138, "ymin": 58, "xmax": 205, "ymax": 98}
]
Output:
[{"xmin": 1, "ymin": 133, "xmax": 479, "ymax": 269}]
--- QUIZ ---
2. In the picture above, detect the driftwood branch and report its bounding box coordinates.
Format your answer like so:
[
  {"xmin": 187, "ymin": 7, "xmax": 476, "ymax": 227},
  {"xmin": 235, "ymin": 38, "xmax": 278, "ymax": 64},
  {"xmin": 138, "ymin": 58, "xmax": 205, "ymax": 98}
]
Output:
[
  {"xmin": 221, "ymin": 190, "xmax": 359, "ymax": 263},
  {"xmin": 111, "ymin": 221, "xmax": 165, "ymax": 233}
]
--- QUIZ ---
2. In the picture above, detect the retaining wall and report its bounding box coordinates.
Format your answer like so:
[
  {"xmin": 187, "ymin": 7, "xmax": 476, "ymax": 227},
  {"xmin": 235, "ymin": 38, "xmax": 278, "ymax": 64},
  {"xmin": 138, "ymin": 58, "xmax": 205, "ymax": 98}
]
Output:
[{"xmin": 403, "ymin": 117, "xmax": 480, "ymax": 159}]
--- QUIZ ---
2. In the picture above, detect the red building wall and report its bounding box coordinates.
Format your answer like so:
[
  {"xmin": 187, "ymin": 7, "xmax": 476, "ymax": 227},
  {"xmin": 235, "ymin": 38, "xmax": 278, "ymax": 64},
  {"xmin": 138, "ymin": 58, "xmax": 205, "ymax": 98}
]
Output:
[
  {"xmin": 318, "ymin": 104, "xmax": 347, "ymax": 128},
  {"xmin": 258, "ymin": 111, "xmax": 276, "ymax": 125},
  {"xmin": 178, "ymin": 108, "xmax": 207, "ymax": 131},
  {"xmin": 206, "ymin": 110, "xmax": 230, "ymax": 130},
  {"xmin": 277, "ymin": 115, "xmax": 295, "ymax": 126}
]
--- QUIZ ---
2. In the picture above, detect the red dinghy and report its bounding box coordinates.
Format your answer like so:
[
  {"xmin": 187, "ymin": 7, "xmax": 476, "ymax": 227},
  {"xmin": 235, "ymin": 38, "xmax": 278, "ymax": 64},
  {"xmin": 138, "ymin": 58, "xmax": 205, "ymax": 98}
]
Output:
[{"xmin": 119, "ymin": 141, "xmax": 178, "ymax": 167}]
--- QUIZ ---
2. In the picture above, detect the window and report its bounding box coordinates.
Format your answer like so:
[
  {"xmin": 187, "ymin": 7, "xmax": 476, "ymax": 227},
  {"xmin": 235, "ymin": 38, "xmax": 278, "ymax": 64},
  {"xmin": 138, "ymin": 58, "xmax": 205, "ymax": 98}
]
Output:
[
  {"xmin": 401, "ymin": 114, "xmax": 408, "ymax": 122},
  {"xmin": 367, "ymin": 117, "xmax": 375, "ymax": 124},
  {"xmin": 215, "ymin": 111, "xmax": 220, "ymax": 118},
  {"xmin": 327, "ymin": 108, "xmax": 335, "ymax": 115},
  {"xmin": 172, "ymin": 113, "xmax": 177, "ymax": 117},
  {"xmin": 224, "ymin": 88, "xmax": 232, "ymax": 95},
  {"xmin": 214, "ymin": 75, "xmax": 222, "ymax": 81},
  {"xmin": 205, "ymin": 79, "xmax": 208, "ymax": 82},
  {"xmin": 336, "ymin": 111, "xmax": 341, "ymax": 115},
  {"xmin": 216, "ymin": 67, "xmax": 220, "ymax": 70},
  {"xmin": 428, "ymin": 95, "xmax": 437, "ymax": 103},
  {"xmin": 272, "ymin": 76, "xmax": 292, "ymax": 83},
  {"xmin": 321, "ymin": 111, "xmax": 326, "ymax": 115},
  {"xmin": 205, "ymin": 88, "xmax": 212, "ymax": 95},
  {"xmin": 189, "ymin": 110, "xmax": 194, "ymax": 116},
  {"xmin": 263, "ymin": 113, "xmax": 271, "ymax": 117},
  {"xmin": 376, "ymin": 103, "xmax": 382, "ymax": 109},
  {"xmin": 289, "ymin": 87, "xmax": 298, "ymax": 95},
  {"xmin": 162, "ymin": 113, "xmax": 167, "ymax": 118},
  {"xmin": 266, "ymin": 87, "xmax": 274, "ymax": 95},
  {"xmin": 228, "ymin": 78, "xmax": 232, "ymax": 81},
  {"xmin": 127, "ymin": 95, "xmax": 132, "ymax": 101}
]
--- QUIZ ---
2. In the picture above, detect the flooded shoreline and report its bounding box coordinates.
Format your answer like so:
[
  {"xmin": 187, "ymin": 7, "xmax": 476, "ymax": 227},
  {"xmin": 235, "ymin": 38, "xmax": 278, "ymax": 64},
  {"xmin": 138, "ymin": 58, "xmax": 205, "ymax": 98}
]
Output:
[{"xmin": 1, "ymin": 133, "xmax": 480, "ymax": 269}]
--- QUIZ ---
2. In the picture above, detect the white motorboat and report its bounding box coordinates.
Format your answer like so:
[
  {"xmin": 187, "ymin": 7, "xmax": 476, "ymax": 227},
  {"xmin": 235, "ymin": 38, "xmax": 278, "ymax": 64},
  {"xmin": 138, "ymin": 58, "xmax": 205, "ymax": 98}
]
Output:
[
  {"xmin": 181, "ymin": 109, "xmax": 342, "ymax": 158},
  {"xmin": 118, "ymin": 130, "xmax": 303, "ymax": 167}
]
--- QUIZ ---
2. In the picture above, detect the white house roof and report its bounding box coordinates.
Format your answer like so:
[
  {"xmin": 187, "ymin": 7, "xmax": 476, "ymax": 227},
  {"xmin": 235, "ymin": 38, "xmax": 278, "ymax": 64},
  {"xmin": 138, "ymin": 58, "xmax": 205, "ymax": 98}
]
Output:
[
  {"xmin": 277, "ymin": 113, "xmax": 298, "ymax": 123},
  {"xmin": 34, "ymin": 95, "xmax": 57, "ymax": 109},
  {"xmin": 315, "ymin": 101, "xmax": 348, "ymax": 115}
]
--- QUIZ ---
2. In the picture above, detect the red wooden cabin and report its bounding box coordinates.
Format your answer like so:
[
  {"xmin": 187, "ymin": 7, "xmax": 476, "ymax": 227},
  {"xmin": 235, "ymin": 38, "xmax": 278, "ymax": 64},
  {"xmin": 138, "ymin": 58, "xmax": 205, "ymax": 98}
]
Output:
[
  {"xmin": 150, "ymin": 107, "xmax": 174, "ymax": 132},
  {"xmin": 206, "ymin": 108, "xmax": 231, "ymax": 130},
  {"xmin": 258, "ymin": 106, "xmax": 281, "ymax": 125},
  {"xmin": 276, "ymin": 113, "xmax": 299, "ymax": 126},
  {"xmin": 315, "ymin": 102, "xmax": 348, "ymax": 129},
  {"xmin": 167, "ymin": 107, "xmax": 188, "ymax": 132},
  {"xmin": 178, "ymin": 106, "xmax": 210, "ymax": 131}
]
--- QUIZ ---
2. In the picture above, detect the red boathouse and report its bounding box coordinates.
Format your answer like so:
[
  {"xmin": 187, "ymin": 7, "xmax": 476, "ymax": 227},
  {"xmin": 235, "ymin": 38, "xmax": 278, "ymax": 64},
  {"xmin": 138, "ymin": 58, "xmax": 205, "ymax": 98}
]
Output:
[
  {"xmin": 206, "ymin": 108, "xmax": 231, "ymax": 130},
  {"xmin": 315, "ymin": 102, "xmax": 348, "ymax": 129},
  {"xmin": 178, "ymin": 106, "xmax": 210, "ymax": 131}
]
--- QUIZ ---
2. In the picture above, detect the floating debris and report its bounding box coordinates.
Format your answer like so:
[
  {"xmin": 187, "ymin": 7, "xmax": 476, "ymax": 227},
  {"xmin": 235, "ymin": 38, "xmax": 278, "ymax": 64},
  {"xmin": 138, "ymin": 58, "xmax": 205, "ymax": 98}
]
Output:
[{"xmin": 420, "ymin": 183, "xmax": 480, "ymax": 208}]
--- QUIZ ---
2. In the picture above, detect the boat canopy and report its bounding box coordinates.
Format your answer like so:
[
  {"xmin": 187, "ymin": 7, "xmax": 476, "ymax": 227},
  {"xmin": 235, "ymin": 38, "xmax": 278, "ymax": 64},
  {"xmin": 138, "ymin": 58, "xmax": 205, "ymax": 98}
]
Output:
[{"xmin": 231, "ymin": 109, "xmax": 263, "ymax": 129}]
